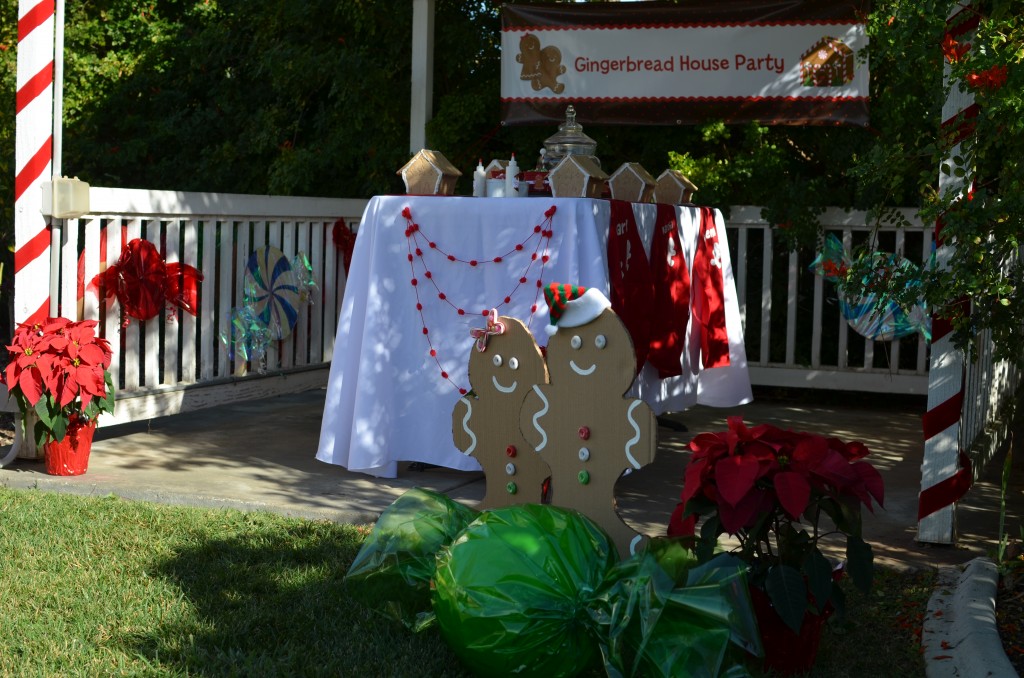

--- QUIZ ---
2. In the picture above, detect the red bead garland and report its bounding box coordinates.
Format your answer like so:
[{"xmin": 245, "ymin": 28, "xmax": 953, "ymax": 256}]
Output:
[{"xmin": 403, "ymin": 205, "xmax": 556, "ymax": 394}]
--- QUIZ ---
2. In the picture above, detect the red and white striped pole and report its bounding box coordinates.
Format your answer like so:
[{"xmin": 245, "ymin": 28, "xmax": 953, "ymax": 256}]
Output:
[
  {"xmin": 6, "ymin": 0, "xmax": 55, "ymax": 463},
  {"xmin": 14, "ymin": 0, "xmax": 55, "ymax": 328},
  {"xmin": 917, "ymin": 4, "xmax": 979, "ymax": 544}
]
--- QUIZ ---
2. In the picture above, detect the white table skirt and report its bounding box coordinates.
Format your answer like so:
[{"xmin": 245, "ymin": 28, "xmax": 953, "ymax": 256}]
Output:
[{"xmin": 317, "ymin": 195, "xmax": 751, "ymax": 478}]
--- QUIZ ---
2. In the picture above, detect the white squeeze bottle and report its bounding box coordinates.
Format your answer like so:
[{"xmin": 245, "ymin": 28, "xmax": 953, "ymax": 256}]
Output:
[
  {"xmin": 473, "ymin": 159, "xmax": 486, "ymax": 197},
  {"xmin": 505, "ymin": 154, "xmax": 519, "ymax": 198}
]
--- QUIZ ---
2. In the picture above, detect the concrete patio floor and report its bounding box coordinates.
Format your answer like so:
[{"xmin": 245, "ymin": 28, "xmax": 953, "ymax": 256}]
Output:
[{"xmin": 1, "ymin": 386, "xmax": 1020, "ymax": 573}]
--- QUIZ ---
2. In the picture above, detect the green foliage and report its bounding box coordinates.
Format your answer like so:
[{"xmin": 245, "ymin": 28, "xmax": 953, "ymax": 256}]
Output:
[{"xmin": 840, "ymin": 0, "xmax": 1024, "ymax": 367}]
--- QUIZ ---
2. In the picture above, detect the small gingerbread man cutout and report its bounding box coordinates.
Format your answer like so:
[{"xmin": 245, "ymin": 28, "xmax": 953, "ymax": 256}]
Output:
[
  {"xmin": 516, "ymin": 34, "xmax": 542, "ymax": 84},
  {"xmin": 537, "ymin": 45, "xmax": 566, "ymax": 94},
  {"xmin": 520, "ymin": 284, "xmax": 657, "ymax": 559},
  {"xmin": 453, "ymin": 311, "xmax": 551, "ymax": 509}
]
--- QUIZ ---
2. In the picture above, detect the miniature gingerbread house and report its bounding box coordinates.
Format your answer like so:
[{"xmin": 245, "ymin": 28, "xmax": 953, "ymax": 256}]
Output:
[
  {"xmin": 398, "ymin": 149, "xmax": 462, "ymax": 196},
  {"xmin": 653, "ymin": 169, "xmax": 698, "ymax": 205},
  {"xmin": 548, "ymin": 154, "xmax": 608, "ymax": 199},
  {"xmin": 800, "ymin": 36, "xmax": 854, "ymax": 87},
  {"xmin": 484, "ymin": 159, "xmax": 509, "ymax": 179},
  {"xmin": 609, "ymin": 162, "xmax": 657, "ymax": 203}
]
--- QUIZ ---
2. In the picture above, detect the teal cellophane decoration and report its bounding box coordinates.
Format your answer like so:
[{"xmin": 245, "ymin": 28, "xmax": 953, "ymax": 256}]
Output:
[
  {"xmin": 427, "ymin": 504, "xmax": 758, "ymax": 678},
  {"xmin": 810, "ymin": 234, "xmax": 931, "ymax": 342},
  {"xmin": 218, "ymin": 305, "xmax": 273, "ymax": 371},
  {"xmin": 291, "ymin": 251, "xmax": 319, "ymax": 305},
  {"xmin": 345, "ymin": 488, "xmax": 478, "ymax": 625},
  {"xmin": 431, "ymin": 504, "xmax": 618, "ymax": 678}
]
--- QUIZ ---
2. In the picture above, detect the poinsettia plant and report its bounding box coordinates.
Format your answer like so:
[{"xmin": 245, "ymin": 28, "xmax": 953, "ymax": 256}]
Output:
[
  {"xmin": 668, "ymin": 416, "xmax": 884, "ymax": 634},
  {"xmin": 3, "ymin": 317, "xmax": 116, "ymax": 447}
]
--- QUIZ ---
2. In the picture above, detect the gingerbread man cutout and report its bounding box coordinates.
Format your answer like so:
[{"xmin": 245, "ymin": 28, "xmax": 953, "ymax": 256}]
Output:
[
  {"xmin": 516, "ymin": 34, "xmax": 542, "ymax": 84},
  {"xmin": 453, "ymin": 312, "xmax": 551, "ymax": 509},
  {"xmin": 520, "ymin": 284, "xmax": 657, "ymax": 559},
  {"xmin": 537, "ymin": 45, "xmax": 566, "ymax": 94}
]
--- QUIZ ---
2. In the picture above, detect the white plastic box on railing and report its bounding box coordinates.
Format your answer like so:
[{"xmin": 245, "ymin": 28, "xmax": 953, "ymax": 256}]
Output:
[{"xmin": 41, "ymin": 176, "xmax": 90, "ymax": 219}]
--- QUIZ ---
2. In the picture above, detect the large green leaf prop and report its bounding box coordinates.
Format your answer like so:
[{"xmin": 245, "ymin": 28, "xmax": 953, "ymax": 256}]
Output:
[{"xmin": 345, "ymin": 488, "xmax": 478, "ymax": 625}]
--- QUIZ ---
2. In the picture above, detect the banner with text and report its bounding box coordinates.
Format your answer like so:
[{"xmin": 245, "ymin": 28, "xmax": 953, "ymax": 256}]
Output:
[{"xmin": 501, "ymin": 1, "xmax": 869, "ymax": 127}]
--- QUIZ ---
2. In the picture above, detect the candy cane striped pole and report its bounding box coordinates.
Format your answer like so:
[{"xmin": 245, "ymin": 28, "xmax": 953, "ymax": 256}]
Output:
[
  {"xmin": 917, "ymin": 4, "xmax": 979, "ymax": 544},
  {"xmin": 6, "ymin": 0, "xmax": 55, "ymax": 463},
  {"xmin": 14, "ymin": 0, "xmax": 55, "ymax": 327}
]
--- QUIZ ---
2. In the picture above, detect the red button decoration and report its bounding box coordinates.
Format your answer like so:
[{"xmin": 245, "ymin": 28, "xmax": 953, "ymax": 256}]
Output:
[
  {"xmin": 579, "ymin": 426, "xmax": 590, "ymax": 441},
  {"xmin": 506, "ymin": 445, "xmax": 517, "ymax": 458}
]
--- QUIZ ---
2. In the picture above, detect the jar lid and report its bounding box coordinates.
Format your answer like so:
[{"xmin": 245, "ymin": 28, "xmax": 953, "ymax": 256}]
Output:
[{"xmin": 543, "ymin": 105, "xmax": 598, "ymax": 155}]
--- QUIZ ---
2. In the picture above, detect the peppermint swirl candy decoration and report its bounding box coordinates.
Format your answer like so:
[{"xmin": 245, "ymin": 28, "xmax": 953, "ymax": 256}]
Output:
[{"xmin": 244, "ymin": 246, "xmax": 300, "ymax": 341}]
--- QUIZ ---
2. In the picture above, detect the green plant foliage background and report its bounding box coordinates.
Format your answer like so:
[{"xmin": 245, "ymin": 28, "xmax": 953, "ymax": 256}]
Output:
[{"xmin": 1, "ymin": 0, "xmax": 1020, "ymax": 365}]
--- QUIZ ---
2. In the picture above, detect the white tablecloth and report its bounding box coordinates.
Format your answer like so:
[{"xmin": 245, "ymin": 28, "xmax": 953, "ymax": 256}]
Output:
[{"xmin": 317, "ymin": 195, "xmax": 750, "ymax": 477}]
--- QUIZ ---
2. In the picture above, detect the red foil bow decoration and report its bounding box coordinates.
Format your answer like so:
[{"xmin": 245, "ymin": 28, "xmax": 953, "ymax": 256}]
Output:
[{"xmin": 92, "ymin": 238, "xmax": 203, "ymax": 324}]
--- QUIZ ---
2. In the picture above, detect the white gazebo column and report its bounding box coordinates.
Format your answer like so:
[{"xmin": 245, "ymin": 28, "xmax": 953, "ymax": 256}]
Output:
[
  {"xmin": 409, "ymin": 0, "xmax": 435, "ymax": 153},
  {"xmin": 6, "ymin": 0, "xmax": 56, "ymax": 466}
]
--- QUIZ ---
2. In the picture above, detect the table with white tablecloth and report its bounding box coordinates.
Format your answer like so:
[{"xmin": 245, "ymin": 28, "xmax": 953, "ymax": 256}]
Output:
[{"xmin": 316, "ymin": 195, "xmax": 751, "ymax": 478}]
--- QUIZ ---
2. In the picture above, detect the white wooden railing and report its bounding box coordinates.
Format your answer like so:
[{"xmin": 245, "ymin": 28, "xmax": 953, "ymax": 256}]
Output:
[
  {"xmin": 8, "ymin": 195, "xmax": 1017, "ymax": 468},
  {"xmin": 725, "ymin": 206, "xmax": 932, "ymax": 394},
  {"xmin": 54, "ymin": 188, "xmax": 368, "ymax": 426}
]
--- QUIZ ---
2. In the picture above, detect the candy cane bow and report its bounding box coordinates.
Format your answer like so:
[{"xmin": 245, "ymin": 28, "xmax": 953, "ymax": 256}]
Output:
[{"xmin": 470, "ymin": 309, "xmax": 507, "ymax": 352}]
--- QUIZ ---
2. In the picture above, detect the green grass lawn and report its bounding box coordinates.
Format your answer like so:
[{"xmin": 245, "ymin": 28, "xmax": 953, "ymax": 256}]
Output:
[
  {"xmin": 0, "ymin": 487, "xmax": 468, "ymax": 676},
  {"xmin": 0, "ymin": 487, "xmax": 930, "ymax": 677}
]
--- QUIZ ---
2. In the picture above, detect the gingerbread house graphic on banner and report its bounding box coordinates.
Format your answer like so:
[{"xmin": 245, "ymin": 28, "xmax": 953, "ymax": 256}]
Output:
[{"xmin": 800, "ymin": 36, "xmax": 855, "ymax": 87}]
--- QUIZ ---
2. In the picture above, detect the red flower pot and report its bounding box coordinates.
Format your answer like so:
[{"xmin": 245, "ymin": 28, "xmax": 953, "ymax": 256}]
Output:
[
  {"xmin": 44, "ymin": 418, "xmax": 97, "ymax": 476},
  {"xmin": 749, "ymin": 585, "xmax": 831, "ymax": 676}
]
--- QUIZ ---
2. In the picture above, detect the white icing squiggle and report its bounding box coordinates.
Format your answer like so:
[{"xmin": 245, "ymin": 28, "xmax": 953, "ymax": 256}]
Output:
[
  {"xmin": 531, "ymin": 385, "xmax": 549, "ymax": 451},
  {"xmin": 460, "ymin": 398, "xmax": 476, "ymax": 455},
  {"xmin": 624, "ymin": 400, "xmax": 643, "ymax": 469}
]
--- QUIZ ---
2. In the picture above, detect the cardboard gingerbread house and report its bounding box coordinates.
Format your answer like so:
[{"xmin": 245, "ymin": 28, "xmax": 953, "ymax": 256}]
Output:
[
  {"xmin": 653, "ymin": 169, "xmax": 698, "ymax": 205},
  {"xmin": 609, "ymin": 162, "xmax": 657, "ymax": 203},
  {"xmin": 548, "ymin": 154, "xmax": 608, "ymax": 199},
  {"xmin": 800, "ymin": 36, "xmax": 855, "ymax": 87},
  {"xmin": 398, "ymin": 149, "xmax": 462, "ymax": 196}
]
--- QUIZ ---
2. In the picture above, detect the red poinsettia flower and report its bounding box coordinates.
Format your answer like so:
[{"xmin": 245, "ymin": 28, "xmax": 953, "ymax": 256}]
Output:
[
  {"xmin": 1, "ymin": 317, "xmax": 116, "ymax": 445},
  {"xmin": 669, "ymin": 417, "xmax": 884, "ymax": 536},
  {"xmin": 668, "ymin": 417, "xmax": 885, "ymax": 635}
]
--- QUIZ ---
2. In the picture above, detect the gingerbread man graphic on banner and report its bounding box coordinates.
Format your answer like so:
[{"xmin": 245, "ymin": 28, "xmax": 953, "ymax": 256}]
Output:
[
  {"xmin": 520, "ymin": 284, "xmax": 657, "ymax": 558},
  {"xmin": 453, "ymin": 311, "xmax": 551, "ymax": 509}
]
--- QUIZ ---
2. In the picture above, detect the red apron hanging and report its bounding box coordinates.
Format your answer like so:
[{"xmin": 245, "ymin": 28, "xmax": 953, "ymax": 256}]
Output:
[
  {"xmin": 647, "ymin": 204, "xmax": 691, "ymax": 378},
  {"xmin": 606, "ymin": 200, "xmax": 654, "ymax": 373},
  {"xmin": 692, "ymin": 207, "xmax": 731, "ymax": 369}
]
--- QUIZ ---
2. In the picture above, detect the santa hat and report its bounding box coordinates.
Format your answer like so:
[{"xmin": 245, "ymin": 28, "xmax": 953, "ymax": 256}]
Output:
[{"xmin": 543, "ymin": 283, "xmax": 611, "ymax": 335}]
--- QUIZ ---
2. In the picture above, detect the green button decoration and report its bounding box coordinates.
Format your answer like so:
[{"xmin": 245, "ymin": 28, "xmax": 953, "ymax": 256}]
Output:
[
  {"xmin": 577, "ymin": 470, "xmax": 590, "ymax": 485},
  {"xmin": 506, "ymin": 482, "xmax": 518, "ymax": 495}
]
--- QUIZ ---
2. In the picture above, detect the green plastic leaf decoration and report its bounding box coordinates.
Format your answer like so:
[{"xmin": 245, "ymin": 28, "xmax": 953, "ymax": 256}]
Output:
[
  {"xmin": 765, "ymin": 564, "xmax": 808, "ymax": 634},
  {"xmin": 803, "ymin": 549, "xmax": 834, "ymax": 614},
  {"xmin": 344, "ymin": 488, "xmax": 478, "ymax": 625},
  {"xmin": 846, "ymin": 534, "xmax": 875, "ymax": 594}
]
